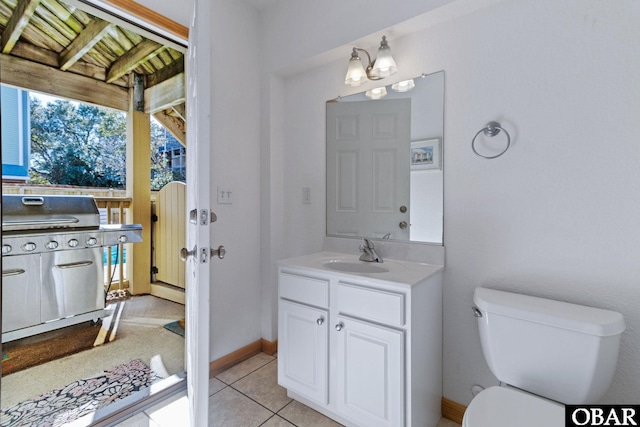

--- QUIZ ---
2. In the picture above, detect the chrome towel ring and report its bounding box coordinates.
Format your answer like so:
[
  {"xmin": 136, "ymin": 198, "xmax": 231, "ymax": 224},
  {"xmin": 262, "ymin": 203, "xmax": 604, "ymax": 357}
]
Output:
[{"xmin": 472, "ymin": 121, "xmax": 511, "ymax": 159}]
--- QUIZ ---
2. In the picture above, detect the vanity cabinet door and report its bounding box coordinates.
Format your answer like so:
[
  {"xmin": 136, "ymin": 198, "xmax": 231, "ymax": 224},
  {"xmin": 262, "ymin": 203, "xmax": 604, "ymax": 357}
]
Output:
[
  {"xmin": 278, "ymin": 299, "xmax": 329, "ymax": 405},
  {"xmin": 335, "ymin": 315, "xmax": 405, "ymax": 427}
]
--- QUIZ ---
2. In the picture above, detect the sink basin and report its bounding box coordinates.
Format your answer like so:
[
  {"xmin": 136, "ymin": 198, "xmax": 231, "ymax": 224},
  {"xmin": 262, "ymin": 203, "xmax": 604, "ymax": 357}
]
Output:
[{"xmin": 323, "ymin": 261, "xmax": 389, "ymax": 274}]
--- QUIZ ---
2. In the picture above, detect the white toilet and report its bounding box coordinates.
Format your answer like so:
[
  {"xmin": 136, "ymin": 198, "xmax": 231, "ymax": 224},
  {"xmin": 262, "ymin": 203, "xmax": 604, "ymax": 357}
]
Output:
[{"xmin": 463, "ymin": 287, "xmax": 625, "ymax": 427}]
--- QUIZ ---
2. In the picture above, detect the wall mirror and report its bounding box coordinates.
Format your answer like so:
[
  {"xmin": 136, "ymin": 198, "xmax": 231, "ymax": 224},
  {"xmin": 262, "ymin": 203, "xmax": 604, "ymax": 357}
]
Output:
[{"xmin": 326, "ymin": 71, "xmax": 444, "ymax": 244}]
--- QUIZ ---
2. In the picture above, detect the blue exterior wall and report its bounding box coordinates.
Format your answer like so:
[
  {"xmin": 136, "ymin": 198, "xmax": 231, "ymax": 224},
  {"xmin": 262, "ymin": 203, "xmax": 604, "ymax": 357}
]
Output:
[{"xmin": 1, "ymin": 85, "xmax": 30, "ymax": 181}]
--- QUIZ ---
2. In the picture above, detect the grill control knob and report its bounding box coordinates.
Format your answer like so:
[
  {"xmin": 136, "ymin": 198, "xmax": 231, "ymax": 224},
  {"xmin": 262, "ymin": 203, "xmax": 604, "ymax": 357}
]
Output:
[
  {"xmin": 87, "ymin": 237, "xmax": 98, "ymax": 246},
  {"xmin": 2, "ymin": 244, "xmax": 12, "ymax": 254},
  {"xmin": 68, "ymin": 239, "xmax": 79, "ymax": 248},
  {"xmin": 22, "ymin": 242, "xmax": 37, "ymax": 252},
  {"xmin": 46, "ymin": 241, "xmax": 59, "ymax": 250},
  {"xmin": 118, "ymin": 235, "xmax": 128, "ymax": 243}
]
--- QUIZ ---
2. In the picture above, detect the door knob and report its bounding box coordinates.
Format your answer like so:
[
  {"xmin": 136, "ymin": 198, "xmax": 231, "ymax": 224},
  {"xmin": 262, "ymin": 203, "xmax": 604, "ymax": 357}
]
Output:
[
  {"xmin": 211, "ymin": 245, "xmax": 226, "ymax": 259},
  {"xmin": 180, "ymin": 246, "xmax": 197, "ymax": 262},
  {"xmin": 399, "ymin": 221, "xmax": 408, "ymax": 229},
  {"xmin": 317, "ymin": 317, "xmax": 325, "ymax": 326}
]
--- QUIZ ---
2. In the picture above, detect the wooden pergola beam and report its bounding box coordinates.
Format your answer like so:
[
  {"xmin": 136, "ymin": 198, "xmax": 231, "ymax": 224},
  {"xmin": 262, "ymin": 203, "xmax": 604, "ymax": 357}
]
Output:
[
  {"xmin": 106, "ymin": 39, "xmax": 163, "ymax": 83},
  {"xmin": 146, "ymin": 59, "xmax": 184, "ymax": 88},
  {"xmin": 143, "ymin": 72, "xmax": 185, "ymax": 114},
  {"xmin": 59, "ymin": 18, "xmax": 113, "ymax": 71},
  {"xmin": 126, "ymin": 81, "xmax": 152, "ymax": 295},
  {"xmin": 0, "ymin": 52, "xmax": 129, "ymax": 111},
  {"xmin": 1, "ymin": 0, "xmax": 42, "ymax": 54},
  {"xmin": 153, "ymin": 110, "xmax": 186, "ymax": 147}
]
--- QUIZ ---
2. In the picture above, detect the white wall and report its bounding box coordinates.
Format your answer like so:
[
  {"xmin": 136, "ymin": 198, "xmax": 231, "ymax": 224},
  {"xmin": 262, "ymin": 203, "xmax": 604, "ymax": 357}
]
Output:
[
  {"xmin": 435, "ymin": 0, "xmax": 640, "ymax": 405},
  {"xmin": 267, "ymin": 0, "xmax": 640, "ymax": 406},
  {"xmin": 206, "ymin": 0, "xmax": 263, "ymax": 359}
]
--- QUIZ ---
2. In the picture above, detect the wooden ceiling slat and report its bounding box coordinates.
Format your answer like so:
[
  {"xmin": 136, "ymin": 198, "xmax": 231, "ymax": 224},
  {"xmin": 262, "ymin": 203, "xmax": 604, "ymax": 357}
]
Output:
[
  {"xmin": 34, "ymin": 2, "xmax": 77, "ymax": 40},
  {"xmin": 109, "ymin": 27, "xmax": 134, "ymax": 50},
  {"xmin": 0, "ymin": 1, "xmax": 61, "ymax": 52},
  {"xmin": 106, "ymin": 39, "xmax": 162, "ymax": 83},
  {"xmin": 39, "ymin": 0, "xmax": 83, "ymax": 32},
  {"xmin": 98, "ymin": 33, "xmax": 128, "ymax": 60},
  {"xmin": 156, "ymin": 49, "xmax": 173, "ymax": 66},
  {"xmin": 119, "ymin": 26, "xmax": 142, "ymax": 46},
  {"xmin": 94, "ymin": 38, "xmax": 120, "ymax": 60},
  {"xmin": 59, "ymin": 18, "xmax": 112, "ymax": 70},
  {"xmin": 28, "ymin": 9, "xmax": 72, "ymax": 49},
  {"xmin": 9, "ymin": 39, "xmax": 129, "ymax": 87},
  {"xmin": 167, "ymin": 48, "xmax": 182, "ymax": 61},
  {"xmin": 137, "ymin": 61, "xmax": 154, "ymax": 74},
  {"xmin": 1, "ymin": 0, "xmax": 41, "ymax": 54},
  {"xmin": 148, "ymin": 53, "xmax": 164, "ymax": 70}
]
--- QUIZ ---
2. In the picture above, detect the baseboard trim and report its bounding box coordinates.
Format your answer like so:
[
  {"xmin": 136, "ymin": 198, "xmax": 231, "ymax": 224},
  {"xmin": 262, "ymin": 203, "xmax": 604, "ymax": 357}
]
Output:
[
  {"xmin": 209, "ymin": 340, "xmax": 262, "ymax": 377},
  {"xmin": 208, "ymin": 339, "xmax": 279, "ymax": 377},
  {"xmin": 261, "ymin": 338, "xmax": 278, "ymax": 356},
  {"xmin": 442, "ymin": 397, "xmax": 466, "ymax": 425}
]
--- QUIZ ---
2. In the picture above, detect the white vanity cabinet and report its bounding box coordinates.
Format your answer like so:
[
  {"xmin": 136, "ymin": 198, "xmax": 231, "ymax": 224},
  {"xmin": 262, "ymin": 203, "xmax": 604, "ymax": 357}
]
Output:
[
  {"xmin": 334, "ymin": 313, "xmax": 405, "ymax": 426},
  {"xmin": 277, "ymin": 254, "xmax": 442, "ymax": 427}
]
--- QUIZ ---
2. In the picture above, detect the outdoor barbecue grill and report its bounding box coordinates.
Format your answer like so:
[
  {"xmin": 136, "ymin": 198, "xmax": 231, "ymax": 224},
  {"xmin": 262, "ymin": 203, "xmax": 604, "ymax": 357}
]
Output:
[{"xmin": 1, "ymin": 194, "xmax": 142, "ymax": 343}]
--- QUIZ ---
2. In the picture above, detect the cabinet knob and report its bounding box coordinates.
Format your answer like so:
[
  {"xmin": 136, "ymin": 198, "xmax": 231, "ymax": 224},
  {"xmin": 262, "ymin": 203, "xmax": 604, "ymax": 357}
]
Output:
[
  {"xmin": 317, "ymin": 317, "xmax": 324, "ymax": 326},
  {"xmin": 335, "ymin": 322, "xmax": 344, "ymax": 331}
]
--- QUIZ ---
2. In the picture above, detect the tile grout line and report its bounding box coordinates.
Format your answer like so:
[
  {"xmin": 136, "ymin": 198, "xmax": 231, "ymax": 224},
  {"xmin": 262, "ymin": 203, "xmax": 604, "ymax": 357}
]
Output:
[
  {"xmin": 274, "ymin": 400, "xmax": 301, "ymax": 427},
  {"xmin": 257, "ymin": 413, "xmax": 299, "ymax": 427},
  {"xmin": 213, "ymin": 358, "xmax": 300, "ymax": 426},
  {"xmin": 227, "ymin": 379, "xmax": 294, "ymax": 420}
]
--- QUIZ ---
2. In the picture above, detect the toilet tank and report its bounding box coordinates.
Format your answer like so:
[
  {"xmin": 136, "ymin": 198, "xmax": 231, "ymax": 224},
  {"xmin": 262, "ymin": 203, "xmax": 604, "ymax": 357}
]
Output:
[{"xmin": 473, "ymin": 288, "xmax": 625, "ymax": 404}]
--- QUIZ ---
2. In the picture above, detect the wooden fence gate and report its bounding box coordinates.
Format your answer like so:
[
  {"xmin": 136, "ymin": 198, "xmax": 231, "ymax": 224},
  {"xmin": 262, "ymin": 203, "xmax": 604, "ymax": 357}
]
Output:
[{"xmin": 151, "ymin": 181, "xmax": 186, "ymax": 303}]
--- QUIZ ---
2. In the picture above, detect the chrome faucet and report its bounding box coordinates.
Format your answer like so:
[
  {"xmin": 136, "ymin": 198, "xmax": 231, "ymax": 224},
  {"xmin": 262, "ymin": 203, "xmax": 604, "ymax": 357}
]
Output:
[{"xmin": 359, "ymin": 238, "xmax": 382, "ymax": 263}]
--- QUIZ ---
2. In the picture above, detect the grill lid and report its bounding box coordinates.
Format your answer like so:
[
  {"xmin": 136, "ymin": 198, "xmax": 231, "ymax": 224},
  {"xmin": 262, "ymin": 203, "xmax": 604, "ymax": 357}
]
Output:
[{"xmin": 2, "ymin": 195, "xmax": 101, "ymax": 232}]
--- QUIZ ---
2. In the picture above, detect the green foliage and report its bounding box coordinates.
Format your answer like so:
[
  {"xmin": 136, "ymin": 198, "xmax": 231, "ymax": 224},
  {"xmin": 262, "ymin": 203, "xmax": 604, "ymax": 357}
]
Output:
[
  {"xmin": 150, "ymin": 124, "xmax": 185, "ymax": 191},
  {"xmin": 28, "ymin": 96, "xmax": 184, "ymax": 190}
]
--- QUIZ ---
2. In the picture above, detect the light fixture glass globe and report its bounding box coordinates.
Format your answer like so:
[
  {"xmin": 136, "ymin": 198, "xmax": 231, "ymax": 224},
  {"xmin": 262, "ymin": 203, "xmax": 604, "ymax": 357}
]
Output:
[
  {"xmin": 391, "ymin": 79, "xmax": 415, "ymax": 92},
  {"xmin": 345, "ymin": 57, "xmax": 367, "ymax": 86},
  {"xmin": 365, "ymin": 86, "xmax": 387, "ymax": 100},
  {"xmin": 370, "ymin": 36, "xmax": 397, "ymax": 78}
]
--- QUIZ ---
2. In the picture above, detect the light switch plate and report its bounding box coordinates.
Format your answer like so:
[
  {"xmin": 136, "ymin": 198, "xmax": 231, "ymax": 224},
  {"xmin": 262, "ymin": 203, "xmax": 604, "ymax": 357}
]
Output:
[{"xmin": 217, "ymin": 187, "xmax": 233, "ymax": 204}]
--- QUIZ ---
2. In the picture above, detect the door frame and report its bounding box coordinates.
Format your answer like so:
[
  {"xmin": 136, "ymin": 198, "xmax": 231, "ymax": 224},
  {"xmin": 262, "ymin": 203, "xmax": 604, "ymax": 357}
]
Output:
[{"xmin": 0, "ymin": 1, "xmax": 211, "ymax": 425}]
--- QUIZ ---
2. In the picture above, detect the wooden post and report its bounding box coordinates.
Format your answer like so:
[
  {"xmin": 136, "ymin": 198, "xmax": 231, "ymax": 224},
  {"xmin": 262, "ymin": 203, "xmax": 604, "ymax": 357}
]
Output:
[{"xmin": 126, "ymin": 73, "xmax": 151, "ymax": 294}]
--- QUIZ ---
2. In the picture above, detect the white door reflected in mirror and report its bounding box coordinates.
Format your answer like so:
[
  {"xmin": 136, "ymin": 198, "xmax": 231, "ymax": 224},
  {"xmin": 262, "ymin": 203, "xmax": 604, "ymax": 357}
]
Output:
[{"xmin": 326, "ymin": 71, "xmax": 444, "ymax": 244}]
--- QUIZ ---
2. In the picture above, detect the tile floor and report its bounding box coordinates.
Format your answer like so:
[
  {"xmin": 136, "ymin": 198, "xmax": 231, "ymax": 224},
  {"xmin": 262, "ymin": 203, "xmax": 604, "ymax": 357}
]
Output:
[{"xmin": 116, "ymin": 353, "xmax": 462, "ymax": 427}]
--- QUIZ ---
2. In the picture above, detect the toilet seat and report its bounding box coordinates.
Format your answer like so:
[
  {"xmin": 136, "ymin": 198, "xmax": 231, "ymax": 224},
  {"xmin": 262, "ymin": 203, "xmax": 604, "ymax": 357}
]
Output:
[{"xmin": 462, "ymin": 386, "xmax": 565, "ymax": 427}]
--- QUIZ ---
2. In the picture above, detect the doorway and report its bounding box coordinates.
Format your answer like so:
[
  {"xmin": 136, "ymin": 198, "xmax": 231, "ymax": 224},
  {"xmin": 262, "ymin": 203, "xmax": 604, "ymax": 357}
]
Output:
[{"xmin": 0, "ymin": 0, "xmax": 209, "ymax": 423}]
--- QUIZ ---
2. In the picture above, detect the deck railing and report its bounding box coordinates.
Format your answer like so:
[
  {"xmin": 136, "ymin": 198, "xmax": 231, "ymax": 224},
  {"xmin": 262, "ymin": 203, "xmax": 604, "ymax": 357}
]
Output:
[{"xmin": 96, "ymin": 197, "xmax": 131, "ymax": 290}]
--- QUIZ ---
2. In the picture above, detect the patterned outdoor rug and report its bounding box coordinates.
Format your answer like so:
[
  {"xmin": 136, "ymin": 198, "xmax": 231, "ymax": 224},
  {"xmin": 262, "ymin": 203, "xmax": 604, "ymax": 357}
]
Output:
[{"xmin": 0, "ymin": 359, "xmax": 157, "ymax": 427}]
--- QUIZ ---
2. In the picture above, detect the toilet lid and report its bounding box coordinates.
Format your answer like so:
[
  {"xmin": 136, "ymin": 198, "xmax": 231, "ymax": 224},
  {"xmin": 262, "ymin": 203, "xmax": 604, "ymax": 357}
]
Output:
[{"xmin": 463, "ymin": 386, "xmax": 565, "ymax": 427}]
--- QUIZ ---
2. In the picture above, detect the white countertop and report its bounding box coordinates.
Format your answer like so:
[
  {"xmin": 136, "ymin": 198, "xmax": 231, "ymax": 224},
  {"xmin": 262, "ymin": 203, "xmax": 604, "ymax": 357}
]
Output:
[{"xmin": 277, "ymin": 251, "xmax": 443, "ymax": 287}]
